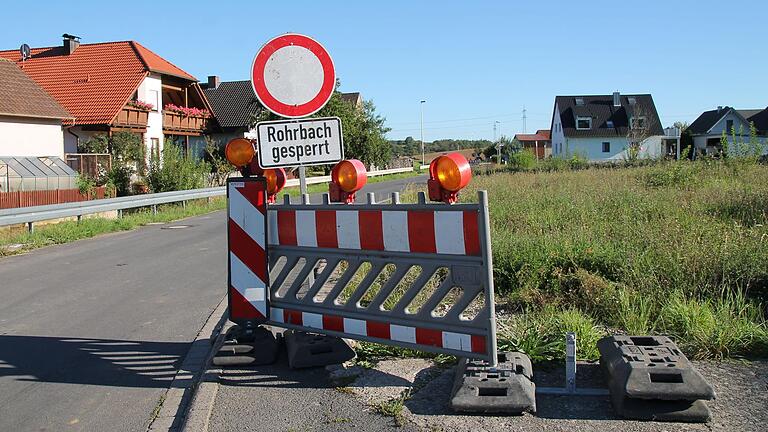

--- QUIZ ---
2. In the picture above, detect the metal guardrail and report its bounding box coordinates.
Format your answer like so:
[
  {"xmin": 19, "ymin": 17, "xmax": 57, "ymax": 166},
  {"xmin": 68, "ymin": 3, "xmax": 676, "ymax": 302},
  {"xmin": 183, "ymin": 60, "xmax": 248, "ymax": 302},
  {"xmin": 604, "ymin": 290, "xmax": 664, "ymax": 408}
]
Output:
[{"xmin": 0, "ymin": 167, "xmax": 415, "ymax": 228}]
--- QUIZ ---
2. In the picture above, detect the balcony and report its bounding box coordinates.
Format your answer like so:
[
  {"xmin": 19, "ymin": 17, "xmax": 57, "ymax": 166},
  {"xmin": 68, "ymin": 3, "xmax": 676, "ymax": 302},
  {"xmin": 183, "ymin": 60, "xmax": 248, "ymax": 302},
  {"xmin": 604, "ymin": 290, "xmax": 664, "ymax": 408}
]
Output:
[
  {"xmin": 112, "ymin": 107, "xmax": 149, "ymax": 130},
  {"xmin": 162, "ymin": 111, "xmax": 209, "ymax": 136}
]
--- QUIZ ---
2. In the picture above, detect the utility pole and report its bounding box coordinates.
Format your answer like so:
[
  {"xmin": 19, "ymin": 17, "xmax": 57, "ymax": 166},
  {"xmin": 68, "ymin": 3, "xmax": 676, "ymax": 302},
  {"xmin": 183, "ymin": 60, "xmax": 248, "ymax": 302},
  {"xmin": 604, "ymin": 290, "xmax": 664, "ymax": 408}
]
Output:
[
  {"xmin": 494, "ymin": 121, "xmax": 502, "ymax": 164},
  {"xmin": 522, "ymin": 106, "xmax": 527, "ymax": 133},
  {"xmin": 420, "ymin": 100, "xmax": 426, "ymax": 165}
]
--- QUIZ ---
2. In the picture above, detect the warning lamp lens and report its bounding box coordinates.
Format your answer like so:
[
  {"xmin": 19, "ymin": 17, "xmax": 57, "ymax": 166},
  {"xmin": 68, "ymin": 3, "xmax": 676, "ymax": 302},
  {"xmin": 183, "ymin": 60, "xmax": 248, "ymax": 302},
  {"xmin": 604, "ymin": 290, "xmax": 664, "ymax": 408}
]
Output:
[
  {"xmin": 432, "ymin": 153, "xmax": 472, "ymax": 192},
  {"xmin": 225, "ymin": 138, "xmax": 255, "ymax": 167},
  {"xmin": 332, "ymin": 159, "xmax": 368, "ymax": 193},
  {"xmin": 264, "ymin": 168, "xmax": 286, "ymax": 194}
]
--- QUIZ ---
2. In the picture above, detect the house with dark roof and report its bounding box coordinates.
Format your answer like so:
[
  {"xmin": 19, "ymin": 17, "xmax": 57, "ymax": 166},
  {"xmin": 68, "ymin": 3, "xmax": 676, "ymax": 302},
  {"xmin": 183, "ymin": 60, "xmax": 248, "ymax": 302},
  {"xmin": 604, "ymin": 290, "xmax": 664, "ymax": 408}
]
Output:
[
  {"xmin": 202, "ymin": 76, "xmax": 261, "ymax": 144},
  {"xmin": 513, "ymin": 129, "xmax": 551, "ymax": 159},
  {"xmin": 0, "ymin": 58, "xmax": 72, "ymax": 158},
  {"xmin": 0, "ymin": 35, "xmax": 213, "ymax": 158},
  {"xmin": 202, "ymin": 76, "xmax": 364, "ymax": 146},
  {"xmin": 550, "ymin": 92, "xmax": 664, "ymax": 161},
  {"xmin": 687, "ymin": 106, "xmax": 768, "ymax": 155}
]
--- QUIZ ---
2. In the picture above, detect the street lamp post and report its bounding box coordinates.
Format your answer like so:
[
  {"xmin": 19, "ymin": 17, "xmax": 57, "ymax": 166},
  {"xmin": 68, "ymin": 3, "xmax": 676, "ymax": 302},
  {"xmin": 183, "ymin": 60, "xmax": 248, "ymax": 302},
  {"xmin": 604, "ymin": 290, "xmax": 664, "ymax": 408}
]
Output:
[{"xmin": 420, "ymin": 100, "xmax": 426, "ymax": 165}]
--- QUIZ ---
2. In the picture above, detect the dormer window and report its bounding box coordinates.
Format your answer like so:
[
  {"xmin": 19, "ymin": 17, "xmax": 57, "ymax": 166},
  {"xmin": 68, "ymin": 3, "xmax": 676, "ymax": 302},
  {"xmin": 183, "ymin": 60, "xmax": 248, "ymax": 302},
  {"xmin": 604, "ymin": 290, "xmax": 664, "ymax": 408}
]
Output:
[
  {"xmin": 576, "ymin": 116, "xmax": 592, "ymax": 130},
  {"xmin": 575, "ymin": 97, "xmax": 585, "ymax": 106}
]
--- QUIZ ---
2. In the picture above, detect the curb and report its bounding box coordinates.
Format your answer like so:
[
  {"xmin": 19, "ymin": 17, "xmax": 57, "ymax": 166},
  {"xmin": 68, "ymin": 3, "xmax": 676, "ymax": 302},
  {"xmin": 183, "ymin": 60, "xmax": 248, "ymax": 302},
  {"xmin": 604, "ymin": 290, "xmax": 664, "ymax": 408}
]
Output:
[
  {"xmin": 179, "ymin": 308, "xmax": 233, "ymax": 432},
  {"xmin": 146, "ymin": 295, "xmax": 229, "ymax": 432}
]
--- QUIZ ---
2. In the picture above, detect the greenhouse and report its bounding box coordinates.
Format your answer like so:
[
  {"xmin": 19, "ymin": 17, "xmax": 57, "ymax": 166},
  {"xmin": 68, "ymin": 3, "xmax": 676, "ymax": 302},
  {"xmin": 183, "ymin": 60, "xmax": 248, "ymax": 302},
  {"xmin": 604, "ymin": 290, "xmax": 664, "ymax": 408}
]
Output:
[{"xmin": 0, "ymin": 156, "xmax": 78, "ymax": 193}]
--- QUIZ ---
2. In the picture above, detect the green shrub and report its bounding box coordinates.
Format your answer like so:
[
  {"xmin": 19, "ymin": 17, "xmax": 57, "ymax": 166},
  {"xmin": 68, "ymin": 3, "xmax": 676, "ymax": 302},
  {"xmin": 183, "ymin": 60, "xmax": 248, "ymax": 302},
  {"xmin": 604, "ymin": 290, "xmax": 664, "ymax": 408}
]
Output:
[
  {"xmin": 146, "ymin": 143, "xmax": 210, "ymax": 193},
  {"xmin": 507, "ymin": 150, "xmax": 537, "ymax": 171},
  {"xmin": 76, "ymin": 174, "xmax": 95, "ymax": 197},
  {"xmin": 78, "ymin": 134, "xmax": 109, "ymax": 153},
  {"xmin": 106, "ymin": 165, "xmax": 134, "ymax": 197}
]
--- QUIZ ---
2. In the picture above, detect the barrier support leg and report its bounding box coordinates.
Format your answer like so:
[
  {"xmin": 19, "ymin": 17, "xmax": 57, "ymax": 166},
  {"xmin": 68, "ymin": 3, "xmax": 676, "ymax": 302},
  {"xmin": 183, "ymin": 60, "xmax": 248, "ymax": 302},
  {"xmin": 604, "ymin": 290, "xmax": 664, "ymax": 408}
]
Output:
[
  {"xmin": 27, "ymin": 222, "xmax": 33, "ymax": 233},
  {"xmin": 152, "ymin": 205, "xmax": 157, "ymax": 215}
]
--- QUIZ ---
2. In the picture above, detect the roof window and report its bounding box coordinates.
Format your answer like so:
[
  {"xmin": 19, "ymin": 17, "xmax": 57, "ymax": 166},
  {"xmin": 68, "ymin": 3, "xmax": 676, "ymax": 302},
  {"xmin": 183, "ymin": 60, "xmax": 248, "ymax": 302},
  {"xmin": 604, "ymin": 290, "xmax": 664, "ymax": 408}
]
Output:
[
  {"xmin": 575, "ymin": 97, "xmax": 585, "ymax": 106},
  {"xmin": 628, "ymin": 97, "xmax": 637, "ymax": 105}
]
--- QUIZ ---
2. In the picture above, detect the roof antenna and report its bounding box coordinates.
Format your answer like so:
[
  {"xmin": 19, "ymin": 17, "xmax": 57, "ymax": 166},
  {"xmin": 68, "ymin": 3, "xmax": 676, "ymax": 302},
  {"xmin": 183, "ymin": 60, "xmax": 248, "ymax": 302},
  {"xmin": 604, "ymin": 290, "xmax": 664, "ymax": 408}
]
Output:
[{"xmin": 19, "ymin": 43, "xmax": 31, "ymax": 62}]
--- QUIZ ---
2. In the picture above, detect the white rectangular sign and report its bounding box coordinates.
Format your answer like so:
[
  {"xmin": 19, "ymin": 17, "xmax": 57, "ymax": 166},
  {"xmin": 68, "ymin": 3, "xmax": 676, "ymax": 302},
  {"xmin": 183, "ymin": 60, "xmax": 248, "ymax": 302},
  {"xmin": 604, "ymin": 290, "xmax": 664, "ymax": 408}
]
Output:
[{"xmin": 256, "ymin": 117, "xmax": 344, "ymax": 168}]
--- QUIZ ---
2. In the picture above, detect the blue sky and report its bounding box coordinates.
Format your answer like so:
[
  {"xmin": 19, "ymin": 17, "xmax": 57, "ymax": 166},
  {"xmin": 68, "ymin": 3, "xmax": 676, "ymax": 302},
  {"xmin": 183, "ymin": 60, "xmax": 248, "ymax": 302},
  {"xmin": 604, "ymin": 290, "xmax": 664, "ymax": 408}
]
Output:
[{"xmin": 1, "ymin": 1, "xmax": 765, "ymax": 141}]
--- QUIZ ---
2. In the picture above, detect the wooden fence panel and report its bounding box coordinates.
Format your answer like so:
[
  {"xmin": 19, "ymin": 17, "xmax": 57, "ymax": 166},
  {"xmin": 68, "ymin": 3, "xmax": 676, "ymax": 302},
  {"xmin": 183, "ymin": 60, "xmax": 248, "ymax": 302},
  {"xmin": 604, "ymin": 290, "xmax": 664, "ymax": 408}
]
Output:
[{"xmin": 0, "ymin": 187, "xmax": 106, "ymax": 210}]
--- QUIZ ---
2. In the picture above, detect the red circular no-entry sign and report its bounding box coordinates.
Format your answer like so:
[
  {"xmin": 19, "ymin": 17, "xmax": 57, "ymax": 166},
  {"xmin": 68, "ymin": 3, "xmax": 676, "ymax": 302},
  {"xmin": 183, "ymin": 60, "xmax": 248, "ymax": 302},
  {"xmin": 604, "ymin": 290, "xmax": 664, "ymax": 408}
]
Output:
[{"xmin": 251, "ymin": 33, "xmax": 336, "ymax": 119}]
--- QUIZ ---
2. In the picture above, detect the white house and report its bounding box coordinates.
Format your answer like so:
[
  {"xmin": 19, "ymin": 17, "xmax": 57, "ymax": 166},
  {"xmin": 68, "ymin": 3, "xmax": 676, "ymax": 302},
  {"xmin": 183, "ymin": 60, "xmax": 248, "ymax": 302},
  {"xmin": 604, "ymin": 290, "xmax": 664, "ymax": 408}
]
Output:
[
  {"xmin": 0, "ymin": 35, "xmax": 213, "ymax": 162},
  {"xmin": 0, "ymin": 58, "xmax": 72, "ymax": 158},
  {"xmin": 687, "ymin": 106, "xmax": 768, "ymax": 156},
  {"xmin": 550, "ymin": 93, "xmax": 665, "ymax": 161}
]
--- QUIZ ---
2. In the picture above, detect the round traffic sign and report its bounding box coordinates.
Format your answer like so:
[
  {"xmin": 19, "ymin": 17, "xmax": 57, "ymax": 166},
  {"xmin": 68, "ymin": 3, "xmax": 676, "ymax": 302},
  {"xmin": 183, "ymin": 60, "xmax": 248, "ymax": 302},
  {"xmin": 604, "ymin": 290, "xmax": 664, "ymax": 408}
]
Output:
[{"xmin": 251, "ymin": 33, "xmax": 336, "ymax": 119}]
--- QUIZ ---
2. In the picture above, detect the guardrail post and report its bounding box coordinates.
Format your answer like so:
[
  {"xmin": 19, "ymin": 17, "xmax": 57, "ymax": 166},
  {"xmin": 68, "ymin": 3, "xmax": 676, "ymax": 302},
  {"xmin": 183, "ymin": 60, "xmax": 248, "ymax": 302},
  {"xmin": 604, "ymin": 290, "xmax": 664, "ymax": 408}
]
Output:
[
  {"xmin": 118, "ymin": 209, "xmax": 123, "ymax": 219},
  {"xmin": 182, "ymin": 200, "xmax": 187, "ymax": 210},
  {"xmin": 27, "ymin": 221, "xmax": 33, "ymax": 233},
  {"xmin": 391, "ymin": 192, "xmax": 400, "ymax": 204},
  {"xmin": 77, "ymin": 215, "xmax": 82, "ymax": 224},
  {"xmin": 566, "ymin": 332, "xmax": 576, "ymax": 393},
  {"xmin": 152, "ymin": 205, "xmax": 157, "ymax": 215}
]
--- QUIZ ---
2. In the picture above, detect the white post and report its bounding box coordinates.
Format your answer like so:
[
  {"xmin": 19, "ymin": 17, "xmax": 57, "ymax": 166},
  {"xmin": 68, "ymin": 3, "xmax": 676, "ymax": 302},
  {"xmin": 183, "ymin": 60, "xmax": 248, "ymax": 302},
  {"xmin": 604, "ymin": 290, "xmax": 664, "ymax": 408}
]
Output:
[
  {"xmin": 299, "ymin": 166, "xmax": 307, "ymax": 195},
  {"xmin": 420, "ymin": 100, "xmax": 426, "ymax": 165}
]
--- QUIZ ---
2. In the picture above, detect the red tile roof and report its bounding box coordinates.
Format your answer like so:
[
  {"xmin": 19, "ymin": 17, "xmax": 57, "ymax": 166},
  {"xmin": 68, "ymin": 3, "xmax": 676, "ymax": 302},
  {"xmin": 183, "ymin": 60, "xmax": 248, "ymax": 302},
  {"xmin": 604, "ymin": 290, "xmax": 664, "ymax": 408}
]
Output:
[
  {"xmin": 514, "ymin": 129, "xmax": 551, "ymax": 142},
  {"xmin": 0, "ymin": 58, "xmax": 71, "ymax": 120},
  {"xmin": 0, "ymin": 41, "xmax": 197, "ymax": 125}
]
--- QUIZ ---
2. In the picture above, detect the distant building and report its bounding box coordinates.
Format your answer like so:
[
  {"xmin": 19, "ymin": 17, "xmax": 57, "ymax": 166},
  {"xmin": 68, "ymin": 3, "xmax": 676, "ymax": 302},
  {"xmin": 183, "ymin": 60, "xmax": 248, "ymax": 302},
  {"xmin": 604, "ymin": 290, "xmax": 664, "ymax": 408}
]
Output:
[
  {"xmin": 513, "ymin": 129, "xmax": 551, "ymax": 159},
  {"xmin": 550, "ymin": 92, "xmax": 664, "ymax": 161},
  {"xmin": 0, "ymin": 58, "xmax": 72, "ymax": 158},
  {"xmin": 0, "ymin": 35, "xmax": 213, "ymax": 159},
  {"xmin": 687, "ymin": 106, "xmax": 768, "ymax": 156},
  {"xmin": 340, "ymin": 92, "xmax": 362, "ymax": 109}
]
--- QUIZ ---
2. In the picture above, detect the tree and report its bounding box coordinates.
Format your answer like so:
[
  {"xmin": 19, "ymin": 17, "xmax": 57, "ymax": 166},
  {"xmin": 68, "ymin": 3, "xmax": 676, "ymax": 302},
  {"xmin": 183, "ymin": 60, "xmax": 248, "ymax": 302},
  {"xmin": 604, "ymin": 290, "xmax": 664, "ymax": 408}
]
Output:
[
  {"xmin": 625, "ymin": 103, "xmax": 657, "ymax": 161},
  {"xmin": 251, "ymin": 81, "xmax": 392, "ymax": 168}
]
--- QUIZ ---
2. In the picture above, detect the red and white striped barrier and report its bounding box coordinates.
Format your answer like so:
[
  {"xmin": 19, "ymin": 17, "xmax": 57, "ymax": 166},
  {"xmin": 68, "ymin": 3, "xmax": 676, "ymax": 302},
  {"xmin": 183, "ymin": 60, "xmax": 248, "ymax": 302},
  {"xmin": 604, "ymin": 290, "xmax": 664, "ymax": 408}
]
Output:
[
  {"xmin": 267, "ymin": 208, "xmax": 481, "ymax": 255},
  {"xmin": 227, "ymin": 179, "xmax": 269, "ymax": 323},
  {"xmin": 270, "ymin": 306, "xmax": 488, "ymax": 355}
]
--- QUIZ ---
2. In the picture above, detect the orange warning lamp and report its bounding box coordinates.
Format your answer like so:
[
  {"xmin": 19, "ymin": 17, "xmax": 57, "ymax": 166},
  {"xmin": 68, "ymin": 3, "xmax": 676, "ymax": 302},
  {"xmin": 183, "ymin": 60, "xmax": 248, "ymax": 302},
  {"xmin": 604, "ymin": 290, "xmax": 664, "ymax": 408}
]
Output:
[
  {"xmin": 428, "ymin": 153, "xmax": 472, "ymax": 204},
  {"xmin": 330, "ymin": 159, "xmax": 368, "ymax": 203},
  {"xmin": 225, "ymin": 138, "xmax": 256, "ymax": 169},
  {"xmin": 264, "ymin": 168, "xmax": 286, "ymax": 203}
]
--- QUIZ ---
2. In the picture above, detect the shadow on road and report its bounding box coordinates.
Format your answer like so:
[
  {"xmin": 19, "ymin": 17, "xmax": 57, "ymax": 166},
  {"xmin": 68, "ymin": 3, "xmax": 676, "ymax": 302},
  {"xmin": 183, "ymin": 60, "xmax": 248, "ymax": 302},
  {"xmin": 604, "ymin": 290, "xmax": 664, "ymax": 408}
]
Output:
[
  {"xmin": 217, "ymin": 349, "xmax": 412, "ymax": 389},
  {"xmin": 0, "ymin": 335, "xmax": 188, "ymax": 388}
]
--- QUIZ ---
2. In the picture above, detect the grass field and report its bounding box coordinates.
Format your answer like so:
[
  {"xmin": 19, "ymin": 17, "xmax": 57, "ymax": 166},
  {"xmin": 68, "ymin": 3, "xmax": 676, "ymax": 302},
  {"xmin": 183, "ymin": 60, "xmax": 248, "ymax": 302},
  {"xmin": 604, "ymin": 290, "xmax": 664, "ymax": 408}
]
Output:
[{"xmin": 396, "ymin": 160, "xmax": 768, "ymax": 362}]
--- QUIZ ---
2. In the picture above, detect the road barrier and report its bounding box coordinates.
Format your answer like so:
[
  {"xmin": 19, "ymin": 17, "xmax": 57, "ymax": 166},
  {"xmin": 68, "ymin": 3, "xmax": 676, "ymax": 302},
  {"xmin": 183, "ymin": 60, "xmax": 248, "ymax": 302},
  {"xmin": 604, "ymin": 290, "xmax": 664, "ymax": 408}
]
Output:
[
  {"xmin": 264, "ymin": 190, "xmax": 498, "ymax": 363},
  {"xmin": 598, "ymin": 335, "xmax": 715, "ymax": 422}
]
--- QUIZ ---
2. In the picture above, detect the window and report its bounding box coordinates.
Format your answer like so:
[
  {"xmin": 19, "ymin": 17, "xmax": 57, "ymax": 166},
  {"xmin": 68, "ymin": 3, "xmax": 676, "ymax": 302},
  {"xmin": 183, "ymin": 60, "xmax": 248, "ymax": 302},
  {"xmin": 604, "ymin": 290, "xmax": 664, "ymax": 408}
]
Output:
[
  {"xmin": 628, "ymin": 97, "xmax": 637, "ymax": 105},
  {"xmin": 149, "ymin": 90, "xmax": 160, "ymax": 112},
  {"xmin": 631, "ymin": 116, "xmax": 646, "ymax": 129},
  {"xmin": 575, "ymin": 97, "xmax": 585, "ymax": 106},
  {"xmin": 576, "ymin": 117, "xmax": 592, "ymax": 130},
  {"xmin": 602, "ymin": 142, "xmax": 610, "ymax": 153},
  {"xmin": 726, "ymin": 119, "xmax": 734, "ymax": 133},
  {"xmin": 606, "ymin": 120, "xmax": 614, "ymax": 128},
  {"xmin": 151, "ymin": 138, "xmax": 160, "ymax": 159}
]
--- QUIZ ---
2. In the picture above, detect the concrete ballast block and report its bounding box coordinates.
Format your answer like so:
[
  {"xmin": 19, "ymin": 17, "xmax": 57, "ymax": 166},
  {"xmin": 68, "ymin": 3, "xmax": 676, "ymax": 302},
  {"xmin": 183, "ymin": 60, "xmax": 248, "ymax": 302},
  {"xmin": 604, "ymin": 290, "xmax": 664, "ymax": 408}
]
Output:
[{"xmin": 450, "ymin": 352, "xmax": 536, "ymax": 414}]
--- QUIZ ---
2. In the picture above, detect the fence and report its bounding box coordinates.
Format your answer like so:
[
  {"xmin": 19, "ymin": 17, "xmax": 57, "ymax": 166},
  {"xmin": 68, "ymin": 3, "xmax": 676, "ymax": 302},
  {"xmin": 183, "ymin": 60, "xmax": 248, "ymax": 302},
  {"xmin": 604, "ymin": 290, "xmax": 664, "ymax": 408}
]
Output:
[
  {"xmin": 65, "ymin": 153, "xmax": 112, "ymax": 179},
  {"xmin": 0, "ymin": 187, "xmax": 106, "ymax": 210}
]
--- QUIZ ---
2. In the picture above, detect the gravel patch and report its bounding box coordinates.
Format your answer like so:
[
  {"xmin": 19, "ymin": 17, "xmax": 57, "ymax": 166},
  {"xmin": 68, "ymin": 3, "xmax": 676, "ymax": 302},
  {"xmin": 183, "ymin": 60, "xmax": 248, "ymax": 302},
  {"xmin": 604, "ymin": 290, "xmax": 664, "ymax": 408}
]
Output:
[{"xmin": 346, "ymin": 358, "xmax": 768, "ymax": 432}]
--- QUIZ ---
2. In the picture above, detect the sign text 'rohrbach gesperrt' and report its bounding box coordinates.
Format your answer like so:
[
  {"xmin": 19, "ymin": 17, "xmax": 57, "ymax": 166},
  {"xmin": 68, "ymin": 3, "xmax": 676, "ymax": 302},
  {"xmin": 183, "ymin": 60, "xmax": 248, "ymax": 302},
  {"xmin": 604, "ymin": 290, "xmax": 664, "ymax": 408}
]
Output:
[{"xmin": 256, "ymin": 117, "xmax": 344, "ymax": 168}]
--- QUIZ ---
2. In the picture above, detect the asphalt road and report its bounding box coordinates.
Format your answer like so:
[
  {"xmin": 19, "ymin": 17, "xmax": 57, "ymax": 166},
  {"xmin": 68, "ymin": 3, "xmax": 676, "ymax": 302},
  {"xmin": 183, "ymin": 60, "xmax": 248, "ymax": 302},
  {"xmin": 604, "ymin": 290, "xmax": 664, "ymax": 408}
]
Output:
[{"xmin": 0, "ymin": 175, "xmax": 424, "ymax": 432}]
